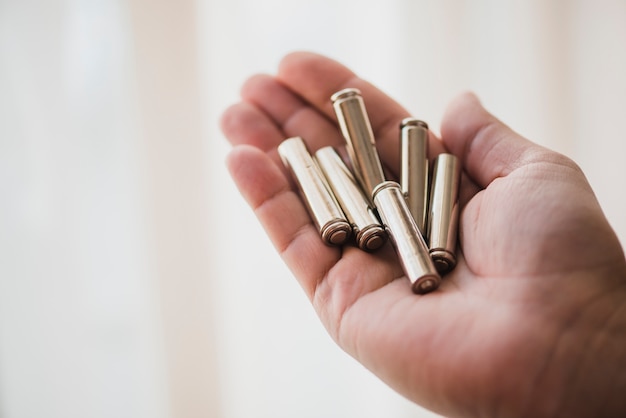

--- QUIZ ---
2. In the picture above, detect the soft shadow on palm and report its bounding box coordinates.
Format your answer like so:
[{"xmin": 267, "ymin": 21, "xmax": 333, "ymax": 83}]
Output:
[{"xmin": 222, "ymin": 52, "xmax": 626, "ymax": 418}]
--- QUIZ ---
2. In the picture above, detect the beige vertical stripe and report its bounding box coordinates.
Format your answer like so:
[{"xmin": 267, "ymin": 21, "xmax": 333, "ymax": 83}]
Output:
[{"xmin": 128, "ymin": 1, "xmax": 220, "ymax": 417}]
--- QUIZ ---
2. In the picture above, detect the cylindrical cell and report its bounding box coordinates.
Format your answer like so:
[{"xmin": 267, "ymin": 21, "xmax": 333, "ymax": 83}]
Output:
[
  {"xmin": 427, "ymin": 153, "xmax": 461, "ymax": 274},
  {"xmin": 331, "ymin": 88, "xmax": 386, "ymax": 199},
  {"xmin": 315, "ymin": 146, "xmax": 387, "ymax": 251},
  {"xmin": 278, "ymin": 137, "xmax": 352, "ymax": 246},
  {"xmin": 373, "ymin": 181, "xmax": 441, "ymax": 294},
  {"xmin": 400, "ymin": 118, "xmax": 429, "ymax": 235}
]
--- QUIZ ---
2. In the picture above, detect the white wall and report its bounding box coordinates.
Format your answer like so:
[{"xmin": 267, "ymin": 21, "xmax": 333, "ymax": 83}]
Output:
[{"xmin": 0, "ymin": 1, "xmax": 169, "ymax": 417}]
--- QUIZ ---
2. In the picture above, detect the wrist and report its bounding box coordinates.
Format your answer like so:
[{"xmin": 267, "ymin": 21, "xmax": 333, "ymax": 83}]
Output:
[{"xmin": 532, "ymin": 267, "xmax": 626, "ymax": 418}]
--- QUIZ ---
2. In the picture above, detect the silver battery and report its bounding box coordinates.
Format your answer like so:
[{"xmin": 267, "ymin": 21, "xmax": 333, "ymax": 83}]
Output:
[
  {"xmin": 331, "ymin": 88, "xmax": 441, "ymax": 293},
  {"xmin": 400, "ymin": 118, "xmax": 429, "ymax": 235},
  {"xmin": 314, "ymin": 146, "xmax": 387, "ymax": 251},
  {"xmin": 373, "ymin": 181, "xmax": 441, "ymax": 294},
  {"xmin": 331, "ymin": 88, "xmax": 386, "ymax": 200},
  {"xmin": 278, "ymin": 137, "xmax": 352, "ymax": 246},
  {"xmin": 427, "ymin": 153, "xmax": 460, "ymax": 274}
]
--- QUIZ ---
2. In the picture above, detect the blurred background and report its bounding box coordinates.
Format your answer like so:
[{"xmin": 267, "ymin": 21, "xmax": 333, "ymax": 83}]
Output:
[{"xmin": 1, "ymin": 1, "xmax": 625, "ymax": 417}]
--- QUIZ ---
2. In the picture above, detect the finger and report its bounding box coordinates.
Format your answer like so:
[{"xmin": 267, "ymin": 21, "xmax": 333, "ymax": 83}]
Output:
[
  {"xmin": 220, "ymin": 101, "xmax": 293, "ymax": 178},
  {"xmin": 227, "ymin": 145, "xmax": 405, "ymax": 312},
  {"xmin": 276, "ymin": 51, "xmax": 447, "ymax": 173},
  {"xmin": 241, "ymin": 74, "xmax": 312, "ymax": 126},
  {"xmin": 220, "ymin": 98, "xmax": 344, "ymax": 192},
  {"xmin": 240, "ymin": 73, "xmax": 346, "ymax": 153},
  {"xmin": 440, "ymin": 92, "xmax": 561, "ymax": 188},
  {"xmin": 459, "ymin": 173, "xmax": 481, "ymax": 209},
  {"xmin": 220, "ymin": 101, "xmax": 284, "ymax": 153},
  {"xmin": 226, "ymin": 144, "xmax": 339, "ymax": 299}
]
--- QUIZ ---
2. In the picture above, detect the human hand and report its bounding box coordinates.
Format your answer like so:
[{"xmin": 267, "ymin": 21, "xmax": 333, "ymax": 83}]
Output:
[{"xmin": 220, "ymin": 52, "xmax": 626, "ymax": 418}]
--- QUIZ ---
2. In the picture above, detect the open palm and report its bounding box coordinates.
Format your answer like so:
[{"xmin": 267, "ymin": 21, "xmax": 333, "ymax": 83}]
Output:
[{"xmin": 221, "ymin": 52, "xmax": 626, "ymax": 418}]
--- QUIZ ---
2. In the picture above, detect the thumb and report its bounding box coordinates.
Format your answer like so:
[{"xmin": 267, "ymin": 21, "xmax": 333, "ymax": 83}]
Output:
[{"xmin": 440, "ymin": 92, "xmax": 553, "ymax": 189}]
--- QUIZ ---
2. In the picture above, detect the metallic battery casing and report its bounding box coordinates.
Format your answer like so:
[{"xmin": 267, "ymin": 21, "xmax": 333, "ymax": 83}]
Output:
[
  {"xmin": 331, "ymin": 88, "xmax": 386, "ymax": 199},
  {"xmin": 278, "ymin": 137, "xmax": 352, "ymax": 246},
  {"xmin": 400, "ymin": 118, "xmax": 429, "ymax": 235},
  {"xmin": 427, "ymin": 153, "xmax": 461, "ymax": 274},
  {"xmin": 331, "ymin": 88, "xmax": 441, "ymax": 294},
  {"xmin": 373, "ymin": 182, "xmax": 441, "ymax": 294},
  {"xmin": 314, "ymin": 146, "xmax": 387, "ymax": 251}
]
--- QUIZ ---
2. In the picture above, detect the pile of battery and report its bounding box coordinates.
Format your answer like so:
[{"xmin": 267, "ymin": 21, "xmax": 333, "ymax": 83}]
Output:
[{"xmin": 278, "ymin": 88, "xmax": 460, "ymax": 294}]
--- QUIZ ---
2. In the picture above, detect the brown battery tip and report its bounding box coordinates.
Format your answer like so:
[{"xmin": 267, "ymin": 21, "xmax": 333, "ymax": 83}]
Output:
[
  {"xmin": 400, "ymin": 117, "xmax": 428, "ymax": 129},
  {"xmin": 412, "ymin": 276, "xmax": 440, "ymax": 294},
  {"xmin": 430, "ymin": 249, "xmax": 457, "ymax": 275},
  {"xmin": 331, "ymin": 88, "xmax": 362, "ymax": 103},
  {"xmin": 321, "ymin": 220, "xmax": 352, "ymax": 245},
  {"xmin": 357, "ymin": 225, "xmax": 387, "ymax": 251}
]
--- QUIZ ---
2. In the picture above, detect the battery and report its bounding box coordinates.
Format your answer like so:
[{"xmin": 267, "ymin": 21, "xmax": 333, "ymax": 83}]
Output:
[
  {"xmin": 373, "ymin": 181, "xmax": 441, "ymax": 294},
  {"xmin": 427, "ymin": 153, "xmax": 460, "ymax": 274},
  {"xmin": 400, "ymin": 117, "xmax": 429, "ymax": 236},
  {"xmin": 278, "ymin": 136, "xmax": 352, "ymax": 246},
  {"xmin": 315, "ymin": 146, "xmax": 387, "ymax": 251},
  {"xmin": 331, "ymin": 88, "xmax": 386, "ymax": 200},
  {"xmin": 332, "ymin": 89, "xmax": 441, "ymax": 293}
]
